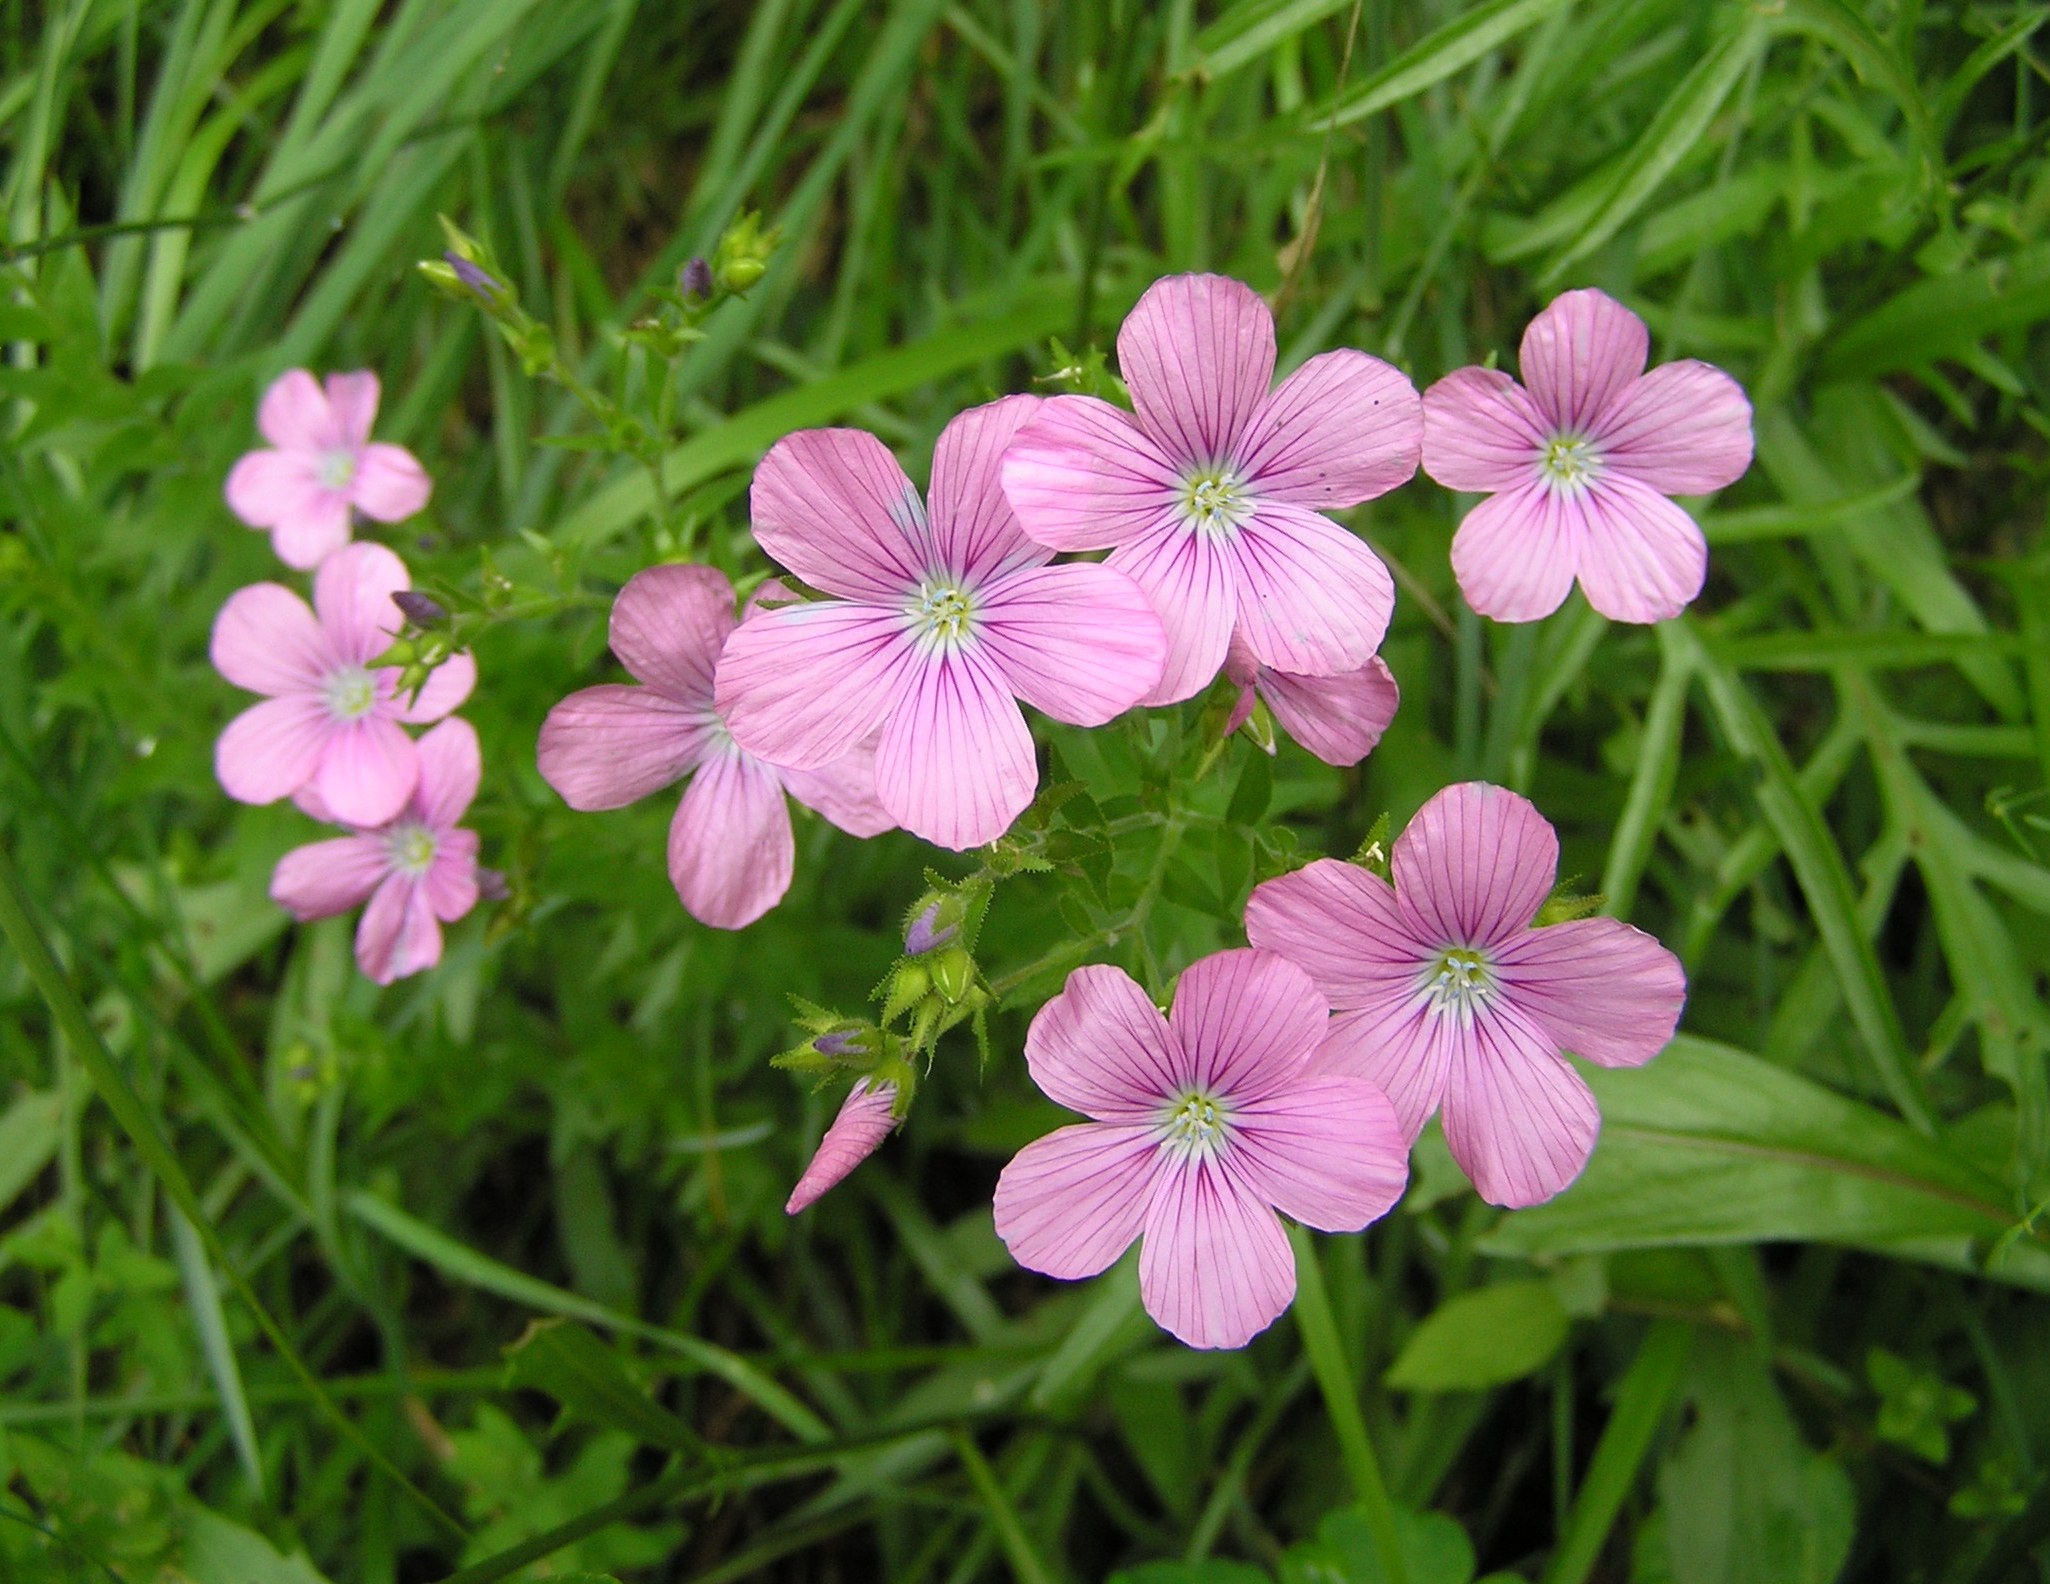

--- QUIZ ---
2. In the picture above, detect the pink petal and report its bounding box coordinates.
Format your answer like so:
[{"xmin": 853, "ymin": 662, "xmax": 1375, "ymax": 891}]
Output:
[
  {"xmin": 1573, "ymin": 476, "xmax": 1707, "ymax": 623},
  {"xmin": 715, "ymin": 602, "xmax": 919, "ymax": 770},
  {"xmin": 355, "ymin": 874, "xmax": 443, "ymax": 985},
  {"xmin": 1024, "ymin": 962, "xmax": 1187, "ymax": 1120},
  {"xmin": 411, "ymin": 716, "xmax": 480, "ymax": 830},
  {"xmin": 350, "ymin": 443, "xmax": 432, "ymax": 521},
  {"xmin": 1167, "ymin": 948, "xmax": 1326, "ymax": 1102},
  {"xmin": 995, "ymin": 1122, "xmax": 1161, "ymax": 1278},
  {"xmin": 778, "ymin": 739, "xmax": 895, "ymax": 838},
  {"xmin": 1118, "ymin": 273, "xmax": 1276, "ymax": 464},
  {"xmin": 1519, "ymin": 288, "xmax": 1647, "ymax": 433},
  {"xmin": 392, "ymin": 649, "xmax": 476, "ymax": 724},
  {"xmin": 315, "ymin": 715, "xmax": 418, "ymax": 827},
  {"xmin": 1495, "ymin": 916, "xmax": 1686, "ymax": 1068},
  {"xmin": 1449, "ymin": 482, "xmax": 1586, "ymax": 624},
  {"xmin": 256, "ymin": 369, "xmax": 336, "ymax": 452},
  {"xmin": 312, "ymin": 542, "xmax": 412, "ymax": 664},
  {"xmin": 211, "ymin": 583, "xmax": 326, "ymax": 696},
  {"xmin": 1245, "ymin": 859, "xmax": 1435, "ymax": 1006},
  {"xmin": 1421, "ymin": 366, "xmax": 1549, "ymax": 492},
  {"xmin": 1229, "ymin": 1075, "xmax": 1408, "ymax": 1232},
  {"xmin": 786, "ymin": 1080, "xmax": 899, "ymax": 1214},
  {"xmin": 1393, "ymin": 781, "xmax": 1559, "ymax": 950},
  {"xmin": 424, "ymin": 829, "xmax": 481, "ymax": 922},
  {"xmin": 270, "ymin": 836, "xmax": 388, "ymax": 919},
  {"xmin": 666, "ymin": 752, "xmax": 794, "ymax": 929},
  {"xmin": 269, "ymin": 498, "xmax": 356, "ymax": 571},
  {"xmin": 216, "ymin": 697, "xmax": 329, "ymax": 805},
  {"xmin": 224, "ymin": 449, "xmax": 322, "ymax": 528},
  {"xmin": 537, "ymin": 685, "xmax": 709, "ymax": 810},
  {"xmin": 975, "ymin": 563, "xmax": 1165, "ymax": 726},
  {"xmin": 1258, "ymin": 655, "xmax": 1399, "ymax": 766},
  {"xmin": 1592, "ymin": 360, "xmax": 1753, "ymax": 495},
  {"xmin": 1107, "ymin": 518, "xmax": 1236, "ymax": 706},
  {"xmin": 610, "ymin": 564, "xmax": 735, "ymax": 704},
  {"xmin": 1229, "ymin": 500, "xmax": 1393, "ymax": 677},
  {"xmin": 873, "ymin": 648, "xmax": 1036, "ymax": 850},
  {"xmin": 750, "ymin": 428, "xmax": 927, "ymax": 600},
  {"xmin": 927, "ymin": 395, "xmax": 1047, "ymax": 582},
  {"xmin": 1235, "ymin": 349, "xmax": 1421, "ymax": 507},
  {"xmin": 1139, "ymin": 1157, "xmax": 1295, "ymax": 1350},
  {"xmin": 1315, "ymin": 997, "xmax": 1457, "ymax": 1141},
  {"xmin": 1441, "ymin": 1002, "xmax": 1599, "ymax": 1208},
  {"xmin": 323, "ymin": 371, "xmax": 381, "ymax": 449},
  {"xmin": 999, "ymin": 395, "xmax": 1184, "ymax": 552}
]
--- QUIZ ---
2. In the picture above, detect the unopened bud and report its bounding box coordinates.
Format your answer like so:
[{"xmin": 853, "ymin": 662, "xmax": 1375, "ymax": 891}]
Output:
[
  {"xmin": 368, "ymin": 636, "xmax": 417, "ymax": 669},
  {"xmin": 813, "ymin": 1030, "xmax": 869, "ymax": 1059},
  {"xmin": 396, "ymin": 661, "xmax": 430, "ymax": 697},
  {"xmin": 680, "ymin": 257, "xmax": 714, "ymax": 299},
  {"xmin": 477, "ymin": 868, "xmax": 510, "ymax": 902},
  {"xmin": 903, "ymin": 898, "xmax": 959, "ymax": 957},
  {"xmin": 446, "ymin": 251, "xmax": 502, "ymax": 301},
  {"xmin": 392, "ymin": 590, "xmax": 448, "ymax": 629},
  {"xmin": 931, "ymin": 946, "xmax": 974, "ymax": 1005}
]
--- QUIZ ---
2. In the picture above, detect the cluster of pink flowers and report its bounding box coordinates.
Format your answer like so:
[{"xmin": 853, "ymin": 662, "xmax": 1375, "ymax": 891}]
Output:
[{"xmin": 214, "ymin": 372, "xmax": 483, "ymax": 983}]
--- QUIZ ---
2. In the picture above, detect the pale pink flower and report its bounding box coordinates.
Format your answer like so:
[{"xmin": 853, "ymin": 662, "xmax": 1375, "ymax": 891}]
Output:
[
  {"xmin": 225, "ymin": 370, "xmax": 432, "ymax": 569},
  {"xmin": 1245, "ymin": 782, "xmax": 1687, "ymax": 1209},
  {"xmin": 994, "ymin": 950, "xmax": 1408, "ymax": 1351},
  {"xmin": 537, "ymin": 564, "xmax": 893, "ymax": 930},
  {"xmin": 211, "ymin": 542, "xmax": 476, "ymax": 827},
  {"xmin": 1000, "ymin": 274, "xmax": 1420, "ymax": 704},
  {"xmin": 715, "ymin": 397, "xmax": 1168, "ymax": 851},
  {"xmin": 271, "ymin": 717, "xmax": 482, "ymax": 985},
  {"xmin": 785, "ymin": 1080, "xmax": 898, "ymax": 1214},
  {"xmin": 1223, "ymin": 632, "xmax": 1399, "ymax": 767},
  {"xmin": 1421, "ymin": 288, "xmax": 1753, "ymax": 624}
]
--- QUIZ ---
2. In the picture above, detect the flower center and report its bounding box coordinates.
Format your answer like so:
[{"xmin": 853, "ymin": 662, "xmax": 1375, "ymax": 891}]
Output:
[
  {"xmin": 318, "ymin": 449, "xmax": 357, "ymax": 490},
  {"xmin": 1538, "ymin": 433, "xmax": 1600, "ymax": 491},
  {"xmin": 1179, "ymin": 466, "xmax": 1252, "ymax": 537},
  {"xmin": 1161, "ymin": 1088, "xmax": 1231, "ymax": 1157},
  {"xmin": 325, "ymin": 665, "xmax": 379, "ymax": 720},
  {"xmin": 387, "ymin": 823, "xmax": 436, "ymax": 875},
  {"xmin": 909, "ymin": 579, "xmax": 977, "ymax": 651},
  {"xmin": 1423, "ymin": 946, "xmax": 1495, "ymax": 1019}
]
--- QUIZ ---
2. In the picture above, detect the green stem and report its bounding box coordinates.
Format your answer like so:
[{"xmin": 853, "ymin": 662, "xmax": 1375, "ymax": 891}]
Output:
[{"xmin": 950, "ymin": 1427, "xmax": 1060, "ymax": 1584}]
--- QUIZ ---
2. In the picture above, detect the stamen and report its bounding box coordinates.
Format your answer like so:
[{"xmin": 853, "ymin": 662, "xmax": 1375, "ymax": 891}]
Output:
[
  {"xmin": 325, "ymin": 665, "xmax": 379, "ymax": 720},
  {"xmin": 1160, "ymin": 1088, "xmax": 1230, "ymax": 1158},
  {"xmin": 909, "ymin": 580, "xmax": 976, "ymax": 652},
  {"xmin": 1538, "ymin": 434, "xmax": 1599, "ymax": 491},
  {"xmin": 387, "ymin": 823, "xmax": 437, "ymax": 875},
  {"xmin": 1179, "ymin": 466, "xmax": 1252, "ymax": 537},
  {"xmin": 318, "ymin": 449, "xmax": 358, "ymax": 490},
  {"xmin": 1422, "ymin": 946, "xmax": 1495, "ymax": 1020}
]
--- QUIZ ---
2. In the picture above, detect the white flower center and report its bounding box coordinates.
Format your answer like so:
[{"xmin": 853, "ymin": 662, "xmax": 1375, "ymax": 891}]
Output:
[
  {"xmin": 908, "ymin": 579, "xmax": 977, "ymax": 652},
  {"xmin": 1422, "ymin": 946, "xmax": 1495, "ymax": 1020},
  {"xmin": 318, "ymin": 449, "xmax": 357, "ymax": 490},
  {"xmin": 1160, "ymin": 1088, "xmax": 1231, "ymax": 1158},
  {"xmin": 387, "ymin": 823, "xmax": 436, "ymax": 875},
  {"xmin": 1538, "ymin": 433, "xmax": 1600, "ymax": 491},
  {"xmin": 325, "ymin": 665, "xmax": 379, "ymax": 720},
  {"xmin": 1179, "ymin": 466, "xmax": 1253, "ymax": 537}
]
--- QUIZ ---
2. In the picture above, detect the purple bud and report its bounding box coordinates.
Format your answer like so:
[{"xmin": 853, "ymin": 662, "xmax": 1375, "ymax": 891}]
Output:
[
  {"xmin": 444, "ymin": 251, "xmax": 501, "ymax": 300},
  {"xmin": 680, "ymin": 257, "xmax": 714, "ymax": 299},
  {"xmin": 904, "ymin": 901, "xmax": 958, "ymax": 957},
  {"xmin": 813, "ymin": 1031, "xmax": 867, "ymax": 1058},
  {"xmin": 477, "ymin": 868, "xmax": 510, "ymax": 902},
  {"xmin": 392, "ymin": 590, "xmax": 448, "ymax": 628}
]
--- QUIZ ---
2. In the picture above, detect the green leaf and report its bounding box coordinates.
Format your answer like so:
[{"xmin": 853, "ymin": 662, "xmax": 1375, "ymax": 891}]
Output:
[
  {"xmin": 1227, "ymin": 751, "xmax": 1272, "ymax": 829},
  {"xmin": 1818, "ymin": 242, "xmax": 2050, "ymax": 379},
  {"xmin": 1109, "ymin": 1563, "xmax": 1272, "ymax": 1584},
  {"xmin": 504, "ymin": 1319, "xmax": 704, "ymax": 1456},
  {"xmin": 1384, "ymin": 1281, "xmax": 1570, "ymax": 1392},
  {"xmin": 1277, "ymin": 1503, "xmax": 1477, "ymax": 1584},
  {"xmin": 1315, "ymin": 0, "xmax": 1572, "ymax": 130},
  {"xmin": 0, "ymin": 1089, "xmax": 62, "ymax": 1217},
  {"xmin": 1188, "ymin": 0, "xmax": 1355, "ymax": 80}
]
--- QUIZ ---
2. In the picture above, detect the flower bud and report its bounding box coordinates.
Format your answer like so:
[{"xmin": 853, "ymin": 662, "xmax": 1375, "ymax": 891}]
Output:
[
  {"xmin": 445, "ymin": 250, "xmax": 505, "ymax": 305},
  {"xmin": 903, "ymin": 894, "xmax": 961, "ymax": 957},
  {"xmin": 680, "ymin": 257, "xmax": 714, "ymax": 299},
  {"xmin": 931, "ymin": 945, "xmax": 975, "ymax": 1005},
  {"xmin": 880, "ymin": 961, "xmax": 931, "ymax": 1025},
  {"xmin": 367, "ymin": 636, "xmax": 418, "ymax": 669},
  {"xmin": 392, "ymin": 590, "xmax": 448, "ymax": 629},
  {"xmin": 813, "ymin": 1030, "xmax": 869, "ymax": 1059},
  {"xmin": 711, "ymin": 210, "xmax": 779, "ymax": 295}
]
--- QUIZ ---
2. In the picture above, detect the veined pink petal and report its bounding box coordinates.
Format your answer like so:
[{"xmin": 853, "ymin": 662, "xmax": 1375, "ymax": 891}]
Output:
[
  {"xmin": 1574, "ymin": 475, "xmax": 1708, "ymax": 623},
  {"xmin": 994, "ymin": 1122, "xmax": 1161, "ymax": 1278},
  {"xmin": 412, "ymin": 716, "xmax": 480, "ymax": 831},
  {"xmin": 351, "ymin": 443, "xmax": 431, "ymax": 521},
  {"xmin": 424, "ymin": 828, "xmax": 481, "ymax": 921},
  {"xmin": 270, "ymin": 835, "xmax": 389, "ymax": 919},
  {"xmin": 211, "ymin": 583, "xmax": 327, "ymax": 695},
  {"xmin": 928, "ymin": 395, "xmax": 1047, "ymax": 582},
  {"xmin": 269, "ymin": 499, "xmax": 356, "ymax": 571},
  {"xmin": 1495, "ymin": 916, "xmax": 1686, "ymax": 1068},
  {"xmin": 750, "ymin": 428, "xmax": 927, "ymax": 600},
  {"xmin": 779, "ymin": 739, "xmax": 895, "ymax": 838},
  {"xmin": 315, "ymin": 715, "xmax": 418, "ymax": 828},
  {"xmin": 1593, "ymin": 360, "xmax": 1753, "ymax": 495},
  {"xmin": 1440, "ymin": 1001, "xmax": 1599, "ymax": 1208},
  {"xmin": 1245, "ymin": 859, "xmax": 1436, "ymax": 1005},
  {"xmin": 1258, "ymin": 655, "xmax": 1399, "ymax": 767},
  {"xmin": 787, "ymin": 1080, "xmax": 899, "ymax": 1213},
  {"xmin": 312, "ymin": 542, "xmax": 411, "ymax": 664},
  {"xmin": 667, "ymin": 752, "xmax": 794, "ymax": 929},
  {"xmin": 873, "ymin": 647, "xmax": 1036, "ymax": 849},
  {"xmin": 256, "ymin": 369, "xmax": 335, "ymax": 452},
  {"xmin": 975, "ymin": 563, "xmax": 1165, "ymax": 726},
  {"xmin": 324, "ymin": 371, "xmax": 381, "ymax": 449},
  {"xmin": 392, "ymin": 650, "xmax": 476, "ymax": 724},
  {"xmin": 716, "ymin": 602, "xmax": 919, "ymax": 770},
  {"xmin": 538, "ymin": 685, "xmax": 710, "ymax": 810},
  {"xmin": 1119, "ymin": 273, "xmax": 1276, "ymax": 464},
  {"xmin": 216, "ymin": 696, "xmax": 329, "ymax": 805},
  {"xmin": 1519, "ymin": 288, "xmax": 1647, "ymax": 433},
  {"xmin": 356, "ymin": 874, "xmax": 443, "ymax": 985},
  {"xmin": 1229, "ymin": 500, "xmax": 1393, "ymax": 678},
  {"xmin": 1107, "ymin": 518, "xmax": 1236, "ymax": 706},
  {"xmin": 1235, "ymin": 349, "xmax": 1420, "ymax": 507},
  {"xmin": 1449, "ymin": 481, "xmax": 1586, "ymax": 624},
  {"xmin": 1421, "ymin": 366, "xmax": 1549, "ymax": 492},
  {"xmin": 1024, "ymin": 962, "xmax": 1186, "ymax": 1121},
  {"xmin": 224, "ymin": 449, "xmax": 322, "ymax": 529},
  {"xmin": 1393, "ymin": 782, "xmax": 1558, "ymax": 949},
  {"xmin": 1167, "ymin": 948, "xmax": 1326, "ymax": 1102},
  {"xmin": 1139, "ymin": 1157, "xmax": 1295, "ymax": 1350},
  {"xmin": 611, "ymin": 564, "xmax": 734, "ymax": 704},
  {"xmin": 999, "ymin": 395, "xmax": 1184, "ymax": 552},
  {"xmin": 1229, "ymin": 1076, "xmax": 1408, "ymax": 1232},
  {"xmin": 1315, "ymin": 995, "xmax": 1457, "ymax": 1141}
]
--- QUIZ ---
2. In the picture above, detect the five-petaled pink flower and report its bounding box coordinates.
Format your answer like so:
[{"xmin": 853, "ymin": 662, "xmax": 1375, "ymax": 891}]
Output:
[
  {"xmin": 1223, "ymin": 632, "xmax": 1399, "ymax": 768},
  {"xmin": 1245, "ymin": 782, "xmax": 1686, "ymax": 1209},
  {"xmin": 226, "ymin": 370, "xmax": 432, "ymax": 570},
  {"xmin": 271, "ymin": 716, "xmax": 482, "ymax": 985},
  {"xmin": 538, "ymin": 564, "xmax": 893, "ymax": 929},
  {"xmin": 994, "ymin": 950, "xmax": 1408, "ymax": 1350},
  {"xmin": 1421, "ymin": 288, "xmax": 1752, "ymax": 625},
  {"xmin": 715, "ymin": 397, "xmax": 1169, "ymax": 851},
  {"xmin": 1000, "ymin": 274, "xmax": 1420, "ymax": 705},
  {"xmin": 786, "ymin": 1079, "xmax": 898, "ymax": 1214},
  {"xmin": 211, "ymin": 541, "xmax": 476, "ymax": 827}
]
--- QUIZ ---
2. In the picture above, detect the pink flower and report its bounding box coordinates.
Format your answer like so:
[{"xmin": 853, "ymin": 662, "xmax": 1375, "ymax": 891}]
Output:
[
  {"xmin": 1000, "ymin": 274, "xmax": 1420, "ymax": 705},
  {"xmin": 271, "ymin": 717, "xmax": 482, "ymax": 985},
  {"xmin": 211, "ymin": 542, "xmax": 476, "ymax": 827},
  {"xmin": 225, "ymin": 370, "xmax": 432, "ymax": 570},
  {"xmin": 785, "ymin": 1080, "xmax": 898, "ymax": 1214},
  {"xmin": 537, "ymin": 564, "xmax": 894, "ymax": 929},
  {"xmin": 994, "ymin": 950, "xmax": 1408, "ymax": 1350},
  {"xmin": 1244, "ymin": 782, "xmax": 1687, "ymax": 1209},
  {"xmin": 714, "ymin": 397, "xmax": 1168, "ymax": 851},
  {"xmin": 1223, "ymin": 632, "xmax": 1399, "ymax": 767},
  {"xmin": 1421, "ymin": 288, "xmax": 1752, "ymax": 624}
]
